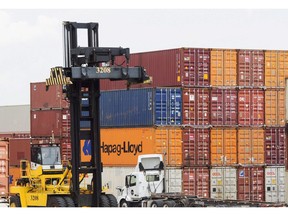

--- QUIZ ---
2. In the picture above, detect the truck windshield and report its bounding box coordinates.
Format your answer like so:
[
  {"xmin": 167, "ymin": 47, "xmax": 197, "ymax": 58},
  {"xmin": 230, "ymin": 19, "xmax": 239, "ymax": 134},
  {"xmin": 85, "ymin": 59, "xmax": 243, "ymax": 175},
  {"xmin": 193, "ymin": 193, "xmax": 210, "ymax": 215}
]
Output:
[
  {"xmin": 146, "ymin": 174, "xmax": 160, "ymax": 182},
  {"xmin": 41, "ymin": 147, "xmax": 61, "ymax": 165}
]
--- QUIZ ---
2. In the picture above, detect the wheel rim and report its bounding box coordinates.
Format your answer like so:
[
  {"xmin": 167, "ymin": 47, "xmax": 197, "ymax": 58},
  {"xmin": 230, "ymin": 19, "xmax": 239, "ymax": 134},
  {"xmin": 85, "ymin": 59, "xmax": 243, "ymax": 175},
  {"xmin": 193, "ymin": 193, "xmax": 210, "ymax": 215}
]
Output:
[{"xmin": 121, "ymin": 201, "xmax": 129, "ymax": 207}]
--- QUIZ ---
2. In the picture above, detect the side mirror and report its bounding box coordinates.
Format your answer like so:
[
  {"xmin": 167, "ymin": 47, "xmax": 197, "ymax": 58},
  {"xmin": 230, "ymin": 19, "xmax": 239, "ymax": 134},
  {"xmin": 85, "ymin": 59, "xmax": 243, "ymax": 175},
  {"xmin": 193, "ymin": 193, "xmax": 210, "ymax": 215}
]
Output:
[
  {"xmin": 138, "ymin": 162, "xmax": 144, "ymax": 171},
  {"xmin": 125, "ymin": 176, "xmax": 129, "ymax": 187}
]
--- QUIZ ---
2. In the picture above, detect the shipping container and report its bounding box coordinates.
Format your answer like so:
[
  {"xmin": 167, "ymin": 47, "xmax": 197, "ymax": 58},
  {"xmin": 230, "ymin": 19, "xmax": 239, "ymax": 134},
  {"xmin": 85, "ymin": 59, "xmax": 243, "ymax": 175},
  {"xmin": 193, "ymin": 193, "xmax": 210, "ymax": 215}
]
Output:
[
  {"xmin": 238, "ymin": 128, "xmax": 265, "ymax": 165},
  {"xmin": 0, "ymin": 140, "xmax": 9, "ymax": 197},
  {"xmin": 100, "ymin": 48, "xmax": 210, "ymax": 90},
  {"xmin": 0, "ymin": 133, "xmax": 30, "ymax": 139},
  {"xmin": 182, "ymin": 167, "xmax": 210, "ymax": 198},
  {"xmin": 9, "ymin": 166, "xmax": 20, "ymax": 186},
  {"xmin": 182, "ymin": 88, "xmax": 210, "ymax": 126},
  {"xmin": 238, "ymin": 89, "xmax": 264, "ymax": 126},
  {"xmin": 0, "ymin": 105, "xmax": 30, "ymax": 133},
  {"xmin": 81, "ymin": 127, "xmax": 182, "ymax": 167},
  {"xmin": 265, "ymin": 51, "xmax": 288, "ymax": 88},
  {"xmin": 210, "ymin": 49, "xmax": 237, "ymax": 87},
  {"xmin": 30, "ymin": 82, "xmax": 69, "ymax": 110},
  {"xmin": 265, "ymin": 127, "xmax": 286, "ymax": 165},
  {"xmin": 31, "ymin": 109, "xmax": 70, "ymax": 137},
  {"xmin": 182, "ymin": 127, "xmax": 210, "ymax": 166},
  {"xmin": 237, "ymin": 166, "xmax": 264, "ymax": 201},
  {"xmin": 210, "ymin": 88, "xmax": 237, "ymax": 126},
  {"xmin": 154, "ymin": 88, "xmax": 182, "ymax": 126},
  {"xmin": 210, "ymin": 167, "xmax": 237, "ymax": 200},
  {"xmin": 265, "ymin": 89, "xmax": 285, "ymax": 126},
  {"xmin": 9, "ymin": 138, "xmax": 31, "ymax": 166},
  {"xmin": 238, "ymin": 50, "xmax": 264, "ymax": 87},
  {"xmin": 210, "ymin": 128, "xmax": 237, "ymax": 166},
  {"xmin": 265, "ymin": 166, "xmax": 285, "ymax": 203},
  {"xmin": 165, "ymin": 168, "xmax": 182, "ymax": 193}
]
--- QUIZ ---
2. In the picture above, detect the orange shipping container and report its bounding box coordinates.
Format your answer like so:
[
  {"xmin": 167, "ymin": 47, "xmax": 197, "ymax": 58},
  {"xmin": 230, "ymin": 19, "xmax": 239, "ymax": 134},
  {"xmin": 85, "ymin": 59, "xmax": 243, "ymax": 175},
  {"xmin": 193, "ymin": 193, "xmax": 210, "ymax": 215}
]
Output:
[
  {"xmin": 265, "ymin": 51, "xmax": 288, "ymax": 87},
  {"xmin": 81, "ymin": 127, "xmax": 182, "ymax": 167},
  {"xmin": 210, "ymin": 128, "xmax": 237, "ymax": 165},
  {"xmin": 238, "ymin": 128, "xmax": 264, "ymax": 165},
  {"xmin": 265, "ymin": 89, "xmax": 285, "ymax": 126},
  {"xmin": 210, "ymin": 49, "xmax": 237, "ymax": 87}
]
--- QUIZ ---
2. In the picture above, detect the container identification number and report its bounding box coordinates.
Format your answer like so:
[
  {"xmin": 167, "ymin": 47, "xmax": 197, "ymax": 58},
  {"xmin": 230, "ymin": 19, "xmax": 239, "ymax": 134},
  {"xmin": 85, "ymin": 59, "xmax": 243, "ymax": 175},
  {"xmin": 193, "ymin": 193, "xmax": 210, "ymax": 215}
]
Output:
[{"xmin": 96, "ymin": 67, "xmax": 111, "ymax": 73}]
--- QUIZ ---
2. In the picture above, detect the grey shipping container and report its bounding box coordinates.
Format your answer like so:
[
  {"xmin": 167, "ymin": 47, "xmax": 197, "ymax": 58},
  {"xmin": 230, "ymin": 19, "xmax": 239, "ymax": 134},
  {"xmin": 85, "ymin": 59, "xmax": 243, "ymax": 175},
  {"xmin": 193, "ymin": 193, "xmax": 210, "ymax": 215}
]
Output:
[
  {"xmin": 265, "ymin": 166, "xmax": 285, "ymax": 203},
  {"xmin": 100, "ymin": 87, "xmax": 182, "ymax": 127}
]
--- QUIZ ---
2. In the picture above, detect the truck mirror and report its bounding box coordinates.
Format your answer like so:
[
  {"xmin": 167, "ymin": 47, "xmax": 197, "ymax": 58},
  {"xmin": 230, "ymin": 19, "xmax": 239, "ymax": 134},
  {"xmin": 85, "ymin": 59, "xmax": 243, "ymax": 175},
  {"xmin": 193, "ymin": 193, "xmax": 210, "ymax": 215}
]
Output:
[
  {"xmin": 159, "ymin": 161, "xmax": 164, "ymax": 170},
  {"xmin": 125, "ymin": 176, "xmax": 129, "ymax": 187},
  {"xmin": 139, "ymin": 162, "xmax": 144, "ymax": 171}
]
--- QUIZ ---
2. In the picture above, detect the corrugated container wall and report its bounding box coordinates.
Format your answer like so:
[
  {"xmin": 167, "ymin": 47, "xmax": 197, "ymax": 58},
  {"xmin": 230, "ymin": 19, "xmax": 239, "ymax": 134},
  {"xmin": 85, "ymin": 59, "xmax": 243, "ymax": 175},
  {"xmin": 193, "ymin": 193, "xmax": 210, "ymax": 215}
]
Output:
[
  {"xmin": 238, "ymin": 50, "xmax": 264, "ymax": 87},
  {"xmin": 264, "ymin": 51, "xmax": 288, "ymax": 88},
  {"xmin": 165, "ymin": 168, "xmax": 183, "ymax": 193},
  {"xmin": 237, "ymin": 128, "xmax": 265, "ymax": 165},
  {"xmin": 265, "ymin": 166, "xmax": 285, "ymax": 203},
  {"xmin": 210, "ymin": 89, "xmax": 238, "ymax": 126},
  {"xmin": 9, "ymin": 138, "xmax": 31, "ymax": 166},
  {"xmin": 182, "ymin": 88, "xmax": 210, "ymax": 126},
  {"xmin": 210, "ymin": 128, "xmax": 237, "ymax": 166},
  {"xmin": 182, "ymin": 167, "xmax": 210, "ymax": 198},
  {"xmin": 81, "ymin": 127, "xmax": 182, "ymax": 167},
  {"xmin": 238, "ymin": 89, "xmax": 264, "ymax": 126},
  {"xmin": 237, "ymin": 166, "xmax": 264, "ymax": 201},
  {"xmin": 265, "ymin": 89, "xmax": 285, "ymax": 126},
  {"xmin": 30, "ymin": 82, "xmax": 69, "ymax": 110},
  {"xmin": 0, "ymin": 140, "xmax": 9, "ymax": 197},
  {"xmin": 210, "ymin": 49, "xmax": 237, "ymax": 87},
  {"xmin": 265, "ymin": 127, "xmax": 286, "ymax": 165},
  {"xmin": 100, "ymin": 48, "xmax": 210, "ymax": 90},
  {"xmin": 210, "ymin": 167, "xmax": 237, "ymax": 200},
  {"xmin": 182, "ymin": 128, "xmax": 210, "ymax": 166}
]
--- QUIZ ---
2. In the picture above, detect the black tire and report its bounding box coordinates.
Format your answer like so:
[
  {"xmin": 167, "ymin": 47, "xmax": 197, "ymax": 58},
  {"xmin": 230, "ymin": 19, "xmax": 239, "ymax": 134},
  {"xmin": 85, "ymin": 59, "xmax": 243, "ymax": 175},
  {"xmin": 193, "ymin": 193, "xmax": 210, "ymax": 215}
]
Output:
[
  {"xmin": 163, "ymin": 200, "xmax": 176, "ymax": 207},
  {"xmin": 63, "ymin": 196, "xmax": 75, "ymax": 207},
  {"xmin": 106, "ymin": 194, "xmax": 118, "ymax": 207},
  {"xmin": 150, "ymin": 200, "xmax": 164, "ymax": 207},
  {"xmin": 10, "ymin": 195, "xmax": 21, "ymax": 207},
  {"xmin": 99, "ymin": 194, "xmax": 110, "ymax": 207},
  {"xmin": 120, "ymin": 200, "xmax": 130, "ymax": 207},
  {"xmin": 47, "ymin": 196, "xmax": 67, "ymax": 207}
]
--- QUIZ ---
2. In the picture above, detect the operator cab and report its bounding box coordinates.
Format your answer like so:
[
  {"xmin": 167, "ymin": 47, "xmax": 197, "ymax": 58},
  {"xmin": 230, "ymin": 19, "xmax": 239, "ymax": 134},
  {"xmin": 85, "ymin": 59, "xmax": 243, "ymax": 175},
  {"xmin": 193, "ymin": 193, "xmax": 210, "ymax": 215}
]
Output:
[{"xmin": 30, "ymin": 145, "xmax": 63, "ymax": 170}]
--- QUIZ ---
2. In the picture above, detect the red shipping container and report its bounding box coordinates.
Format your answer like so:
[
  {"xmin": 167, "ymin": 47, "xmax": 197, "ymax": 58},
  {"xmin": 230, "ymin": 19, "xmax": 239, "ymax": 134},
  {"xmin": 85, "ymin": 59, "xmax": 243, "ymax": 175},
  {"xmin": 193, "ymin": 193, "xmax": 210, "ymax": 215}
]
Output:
[
  {"xmin": 0, "ymin": 133, "xmax": 30, "ymax": 139},
  {"xmin": 183, "ymin": 167, "xmax": 210, "ymax": 198},
  {"xmin": 182, "ymin": 128, "xmax": 210, "ymax": 166},
  {"xmin": 9, "ymin": 138, "xmax": 31, "ymax": 166},
  {"xmin": 31, "ymin": 109, "xmax": 70, "ymax": 137},
  {"xmin": 237, "ymin": 166, "xmax": 264, "ymax": 201},
  {"xmin": 182, "ymin": 88, "xmax": 210, "ymax": 126},
  {"xmin": 210, "ymin": 88, "xmax": 237, "ymax": 126},
  {"xmin": 30, "ymin": 82, "xmax": 69, "ymax": 110},
  {"xmin": 100, "ymin": 48, "xmax": 210, "ymax": 90},
  {"xmin": 238, "ymin": 89, "xmax": 264, "ymax": 126},
  {"xmin": 265, "ymin": 127, "xmax": 286, "ymax": 165},
  {"xmin": 238, "ymin": 50, "xmax": 264, "ymax": 87},
  {"xmin": 0, "ymin": 140, "xmax": 9, "ymax": 197}
]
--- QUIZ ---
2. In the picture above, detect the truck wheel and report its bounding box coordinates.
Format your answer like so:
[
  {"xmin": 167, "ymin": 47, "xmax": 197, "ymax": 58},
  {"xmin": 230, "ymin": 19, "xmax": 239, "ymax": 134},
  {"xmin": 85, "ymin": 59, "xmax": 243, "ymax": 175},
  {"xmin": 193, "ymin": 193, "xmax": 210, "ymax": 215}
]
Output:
[
  {"xmin": 151, "ymin": 200, "xmax": 164, "ymax": 207},
  {"xmin": 47, "ymin": 196, "xmax": 66, "ymax": 207},
  {"xmin": 120, "ymin": 200, "xmax": 130, "ymax": 207},
  {"xmin": 63, "ymin": 196, "xmax": 75, "ymax": 207},
  {"xmin": 10, "ymin": 195, "xmax": 21, "ymax": 207},
  {"xmin": 106, "ymin": 194, "xmax": 118, "ymax": 207},
  {"xmin": 163, "ymin": 200, "xmax": 176, "ymax": 207},
  {"xmin": 99, "ymin": 194, "xmax": 110, "ymax": 207}
]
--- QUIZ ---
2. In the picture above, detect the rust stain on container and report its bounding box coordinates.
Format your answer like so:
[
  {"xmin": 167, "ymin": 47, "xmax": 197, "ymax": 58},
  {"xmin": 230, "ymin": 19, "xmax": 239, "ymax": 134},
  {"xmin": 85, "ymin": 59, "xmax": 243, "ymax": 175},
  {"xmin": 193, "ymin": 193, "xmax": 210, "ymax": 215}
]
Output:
[
  {"xmin": 210, "ymin": 128, "xmax": 237, "ymax": 165},
  {"xmin": 182, "ymin": 88, "xmax": 210, "ymax": 126},
  {"xmin": 237, "ymin": 166, "xmax": 264, "ymax": 201},
  {"xmin": 30, "ymin": 82, "xmax": 69, "ymax": 110},
  {"xmin": 237, "ymin": 128, "xmax": 265, "ymax": 165},
  {"xmin": 210, "ymin": 49, "xmax": 237, "ymax": 87},
  {"xmin": 238, "ymin": 50, "xmax": 264, "ymax": 87},
  {"xmin": 9, "ymin": 138, "xmax": 31, "ymax": 166},
  {"xmin": 265, "ymin": 51, "xmax": 288, "ymax": 87},
  {"xmin": 182, "ymin": 128, "xmax": 210, "ymax": 166},
  {"xmin": 183, "ymin": 167, "xmax": 210, "ymax": 198},
  {"xmin": 265, "ymin": 89, "xmax": 285, "ymax": 126},
  {"xmin": 238, "ymin": 89, "xmax": 264, "ymax": 126},
  {"xmin": 210, "ymin": 88, "xmax": 237, "ymax": 126}
]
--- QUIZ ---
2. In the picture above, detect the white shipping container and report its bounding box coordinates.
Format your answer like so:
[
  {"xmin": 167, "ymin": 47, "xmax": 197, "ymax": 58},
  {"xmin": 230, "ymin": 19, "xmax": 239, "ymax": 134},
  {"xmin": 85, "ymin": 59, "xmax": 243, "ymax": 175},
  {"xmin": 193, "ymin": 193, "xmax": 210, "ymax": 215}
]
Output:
[
  {"xmin": 265, "ymin": 166, "xmax": 285, "ymax": 203},
  {"xmin": 210, "ymin": 167, "xmax": 237, "ymax": 200},
  {"xmin": 165, "ymin": 167, "xmax": 182, "ymax": 193}
]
